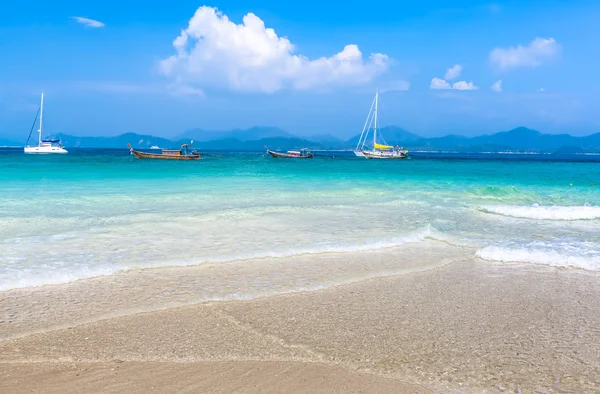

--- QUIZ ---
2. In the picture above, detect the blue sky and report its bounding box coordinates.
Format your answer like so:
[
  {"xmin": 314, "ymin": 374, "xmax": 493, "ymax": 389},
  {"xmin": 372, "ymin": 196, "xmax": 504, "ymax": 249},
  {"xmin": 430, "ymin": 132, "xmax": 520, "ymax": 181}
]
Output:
[{"xmin": 1, "ymin": 0, "xmax": 599, "ymax": 140}]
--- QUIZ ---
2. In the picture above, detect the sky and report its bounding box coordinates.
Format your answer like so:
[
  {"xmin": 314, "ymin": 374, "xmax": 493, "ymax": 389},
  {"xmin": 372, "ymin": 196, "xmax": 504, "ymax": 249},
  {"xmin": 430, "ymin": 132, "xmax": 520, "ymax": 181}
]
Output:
[{"xmin": 1, "ymin": 0, "xmax": 599, "ymax": 140}]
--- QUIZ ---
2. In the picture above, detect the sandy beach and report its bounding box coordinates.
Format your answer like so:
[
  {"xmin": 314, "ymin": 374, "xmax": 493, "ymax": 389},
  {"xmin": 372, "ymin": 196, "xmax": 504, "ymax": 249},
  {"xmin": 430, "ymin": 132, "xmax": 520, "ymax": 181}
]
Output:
[{"xmin": 2, "ymin": 253, "xmax": 599, "ymax": 393}]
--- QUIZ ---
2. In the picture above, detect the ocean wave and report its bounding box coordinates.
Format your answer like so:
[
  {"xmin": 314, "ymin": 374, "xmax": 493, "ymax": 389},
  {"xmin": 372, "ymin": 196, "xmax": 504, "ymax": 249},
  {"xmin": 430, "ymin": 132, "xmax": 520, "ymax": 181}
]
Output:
[
  {"xmin": 480, "ymin": 204, "xmax": 600, "ymax": 220},
  {"xmin": 0, "ymin": 226, "xmax": 456, "ymax": 292},
  {"xmin": 476, "ymin": 239, "xmax": 600, "ymax": 271},
  {"xmin": 0, "ymin": 265, "xmax": 123, "ymax": 292}
]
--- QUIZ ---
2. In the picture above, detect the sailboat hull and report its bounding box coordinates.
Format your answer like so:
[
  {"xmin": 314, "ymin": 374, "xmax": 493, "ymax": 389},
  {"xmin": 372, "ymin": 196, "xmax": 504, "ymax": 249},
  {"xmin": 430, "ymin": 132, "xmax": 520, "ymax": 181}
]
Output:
[
  {"xmin": 24, "ymin": 93, "xmax": 68, "ymax": 154},
  {"xmin": 361, "ymin": 150, "xmax": 407, "ymax": 159},
  {"xmin": 354, "ymin": 91, "xmax": 409, "ymax": 160},
  {"xmin": 24, "ymin": 146, "xmax": 68, "ymax": 154}
]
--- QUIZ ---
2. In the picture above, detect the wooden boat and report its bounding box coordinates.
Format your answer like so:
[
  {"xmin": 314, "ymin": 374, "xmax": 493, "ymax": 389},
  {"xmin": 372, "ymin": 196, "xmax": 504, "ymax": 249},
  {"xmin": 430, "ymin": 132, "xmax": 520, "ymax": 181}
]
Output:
[
  {"xmin": 128, "ymin": 143, "xmax": 201, "ymax": 160},
  {"xmin": 266, "ymin": 147, "xmax": 314, "ymax": 159}
]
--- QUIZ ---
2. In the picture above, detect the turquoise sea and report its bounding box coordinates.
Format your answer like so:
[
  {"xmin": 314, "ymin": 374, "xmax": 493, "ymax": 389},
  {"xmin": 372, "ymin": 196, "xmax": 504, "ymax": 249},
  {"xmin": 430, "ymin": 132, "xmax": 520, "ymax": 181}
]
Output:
[{"xmin": 1, "ymin": 148, "xmax": 599, "ymax": 292}]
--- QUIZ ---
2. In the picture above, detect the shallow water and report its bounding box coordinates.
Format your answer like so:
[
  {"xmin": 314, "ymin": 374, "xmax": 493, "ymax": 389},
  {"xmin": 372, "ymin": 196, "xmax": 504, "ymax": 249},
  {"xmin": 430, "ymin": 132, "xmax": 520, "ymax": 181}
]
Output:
[{"xmin": 0, "ymin": 149, "xmax": 599, "ymax": 292}]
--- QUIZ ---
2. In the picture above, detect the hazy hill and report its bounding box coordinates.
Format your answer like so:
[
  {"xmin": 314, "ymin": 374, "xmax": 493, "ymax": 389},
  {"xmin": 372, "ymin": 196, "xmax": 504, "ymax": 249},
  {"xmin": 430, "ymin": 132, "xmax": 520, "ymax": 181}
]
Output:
[
  {"xmin": 27, "ymin": 126, "xmax": 600, "ymax": 153},
  {"xmin": 346, "ymin": 126, "xmax": 422, "ymax": 147},
  {"xmin": 53, "ymin": 132, "xmax": 176, "ymax": 149},
  {"xmin": 178, "ymin": 126, "xmax": 292, "ymax": 142}
]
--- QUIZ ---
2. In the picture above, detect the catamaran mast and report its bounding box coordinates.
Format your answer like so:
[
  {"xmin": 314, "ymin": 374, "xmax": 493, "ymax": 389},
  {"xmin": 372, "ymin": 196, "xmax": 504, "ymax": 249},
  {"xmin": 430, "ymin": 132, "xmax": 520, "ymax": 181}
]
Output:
[
  {"xmin": 373, "ymin": 90, "xmax": 378, "ymax": 148},
  {"xmin": 38, "ymin": 93, "xmax": 44, "ymax": 146}
]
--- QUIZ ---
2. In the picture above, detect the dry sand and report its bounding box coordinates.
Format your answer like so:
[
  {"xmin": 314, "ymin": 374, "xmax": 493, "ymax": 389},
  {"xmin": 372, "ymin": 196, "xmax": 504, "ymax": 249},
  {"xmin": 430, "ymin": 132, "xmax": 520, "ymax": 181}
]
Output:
[{"xmin": 1, "ymin": 258, "xmax": 600, "ymax": 393}]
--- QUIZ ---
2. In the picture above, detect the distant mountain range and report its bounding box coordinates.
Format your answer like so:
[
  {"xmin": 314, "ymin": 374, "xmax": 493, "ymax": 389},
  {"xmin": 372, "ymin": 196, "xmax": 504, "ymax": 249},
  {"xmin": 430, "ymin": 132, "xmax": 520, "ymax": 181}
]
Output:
[{"xmin": 3, "ymin": 126, "xmax": 600, "ymax": 153}]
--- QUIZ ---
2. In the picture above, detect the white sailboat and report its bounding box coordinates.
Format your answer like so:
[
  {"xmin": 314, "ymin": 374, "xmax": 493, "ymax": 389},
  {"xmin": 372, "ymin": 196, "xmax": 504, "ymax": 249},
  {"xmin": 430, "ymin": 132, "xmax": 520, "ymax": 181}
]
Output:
[
  {"xmin": 354, "ymin": 91, "xmax": 408, "ymax": 159},
  {"xmin": 24, "ymin": 93, "xmax": 68, "ymax": 154}
]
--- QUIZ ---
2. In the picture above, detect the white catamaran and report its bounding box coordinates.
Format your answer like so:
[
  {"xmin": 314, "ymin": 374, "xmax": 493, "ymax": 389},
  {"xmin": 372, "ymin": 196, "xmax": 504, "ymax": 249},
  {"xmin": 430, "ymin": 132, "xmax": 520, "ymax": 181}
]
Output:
[
  {"xmin": 24, "ymin": 93, "xmax": 68, "ymax": 154},
  {"xmin": 354, "ymin": 91, "xmax": 408, "ymax": 159}
]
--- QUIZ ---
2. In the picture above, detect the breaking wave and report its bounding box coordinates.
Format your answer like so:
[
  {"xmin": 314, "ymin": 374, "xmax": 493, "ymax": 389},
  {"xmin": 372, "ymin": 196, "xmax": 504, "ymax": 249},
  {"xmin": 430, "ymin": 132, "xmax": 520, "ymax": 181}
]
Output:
[
  {"xmin": 476, "ymin": 239, "xmax": 600, "ymax": 271},
  {"xmin": 481, "ymin": 204, "xmax": 600, "ymax": 221},
  {"xmin": 0, "ymin": 226, "xmax": 453, "ymax": 292}
]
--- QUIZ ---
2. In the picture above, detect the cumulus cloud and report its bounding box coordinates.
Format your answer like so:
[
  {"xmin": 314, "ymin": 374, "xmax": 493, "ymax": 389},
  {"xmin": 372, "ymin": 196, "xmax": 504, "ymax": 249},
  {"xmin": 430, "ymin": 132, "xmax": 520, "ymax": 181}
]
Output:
[
  {"xmin": 452, "ymin": 81, "xmax": 478, "ymax": 90},
  {"xmin": 71, "ymin": 16, "xmax": 105, "ymax": 28},
  {"xmin": 430, "ymin": 77, "xmax": 477, "ymax": 90},
  {"xmin": 537, "ymin": 87, "xmax": 546, "ymax": 92},
  {"xmin": 430, "ymin": 77, "xmax": 451, "ymax": 89},
  {"xmin": 491, "ymin": 79, "xmax": 502, "ymax": 92},
  {"xmin": 431, "ymin": 65, "xmax": 478, "ymax": 91},
  {"xmin": 444, "ymin": 64, "xmax": 462, "ymax": 80},
  {"xmin": 489, "ymin": 37, "xmax": 560, "ymax": 69},
  {"xmin": 159, "ymin": 6, "xmax": 389, "ymax": 94}
]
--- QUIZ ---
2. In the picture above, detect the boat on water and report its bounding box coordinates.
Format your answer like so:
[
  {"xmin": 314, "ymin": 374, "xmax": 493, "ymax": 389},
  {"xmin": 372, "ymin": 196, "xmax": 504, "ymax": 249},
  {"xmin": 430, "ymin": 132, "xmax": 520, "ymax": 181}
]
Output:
[
  {"xmin": 24, "ymin": 93, "xmax": 68, "ymax": 154},
  {"xmin": 353, "ymin": 91, "xmax": 408, "ymax": 159},
  {"xmin": 266, "ymin": 147, "xmax": 314, "ymax": 159},
  {"xmin": 128, "ymin": 143, "xmax": 201, "ymax": 160}
]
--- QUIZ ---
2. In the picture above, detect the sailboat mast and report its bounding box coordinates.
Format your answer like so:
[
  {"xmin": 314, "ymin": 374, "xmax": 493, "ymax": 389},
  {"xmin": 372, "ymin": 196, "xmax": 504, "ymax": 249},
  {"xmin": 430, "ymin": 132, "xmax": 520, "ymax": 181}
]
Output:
[
  {"xmin": 38, "ymin": 93, "xmax": 44, "ymax": 146},
  {"xmin": 373, "ymin": 90, "xmax": 378, "ymax": 148}
]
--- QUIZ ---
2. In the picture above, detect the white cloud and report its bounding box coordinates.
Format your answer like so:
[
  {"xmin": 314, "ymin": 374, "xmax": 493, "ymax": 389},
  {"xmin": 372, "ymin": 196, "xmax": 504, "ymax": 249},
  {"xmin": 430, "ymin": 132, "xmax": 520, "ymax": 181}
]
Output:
[
  {"xmin": 430, "ymin": 77, "xmax": 477, "ymax": 90},
  {"xmin": 430, "ymin": 77, "xmax": 451, "ymax": 89},
  {"xmin": 159, "ymin": 6, "xmax": 389, "ymax": 94},
  {"xmin": 71, "ymin": 16, "xmax": 105, "ymax": 28},
  {"xmin": 491, "ymin": 79, "xmax": 502, "ymax": 92},
  {"xmin": 431, "ymin": 65, "xmax": 477, "ymax": 91},
  {"xmin": 489, "ymin": 37, "xmax": 560, "ymax": 69},
  {"xmin": 444, "ymin": 64, "xmax": 462, "ymax": 80},
  {"xmin": 452, "ymin": 81, "xmax": 478, "ymax": 90},
  {"xmin": 537, "ymin": 87, "xmax": 546, "ymax": 92}
]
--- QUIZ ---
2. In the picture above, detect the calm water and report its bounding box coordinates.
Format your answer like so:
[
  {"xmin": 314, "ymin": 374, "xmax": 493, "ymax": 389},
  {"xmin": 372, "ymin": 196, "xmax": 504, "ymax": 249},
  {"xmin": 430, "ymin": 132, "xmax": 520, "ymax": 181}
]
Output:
[{"xmin": 1, "ymin": 148, "xmax": 599, "ymax": 291}]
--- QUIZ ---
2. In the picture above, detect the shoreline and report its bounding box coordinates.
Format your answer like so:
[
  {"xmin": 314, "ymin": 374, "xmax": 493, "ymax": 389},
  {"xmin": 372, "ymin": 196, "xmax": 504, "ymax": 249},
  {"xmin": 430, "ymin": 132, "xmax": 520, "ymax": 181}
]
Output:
[
  {"xmin": 0, "ymin": 240, "xmax": 470, "ymax": 341},
  {"xmin": 2, "ymin": 256, "xmax": 600, "ymax": 393}
]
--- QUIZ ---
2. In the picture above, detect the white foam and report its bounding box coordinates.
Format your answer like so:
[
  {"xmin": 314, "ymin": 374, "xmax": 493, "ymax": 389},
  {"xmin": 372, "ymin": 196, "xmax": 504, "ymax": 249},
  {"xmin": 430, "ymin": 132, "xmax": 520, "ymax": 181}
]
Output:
[
  {"xmin": 130, "ymin": 225, "xmax": 452, "ymax": 268},
  {"xmin": 0, "ymin": 226, "xmax": 453, "ymax": 292},
  {"xmin": 476, "ymin": 240, "xmax": 600, "ymax": 271},
  {"xmin": 481, "ymin": 204, "xmax": 600, "ymax": 220},
  {"xmin": 0, "ymin": 265, "xmax": 122, "ymax": 292}
]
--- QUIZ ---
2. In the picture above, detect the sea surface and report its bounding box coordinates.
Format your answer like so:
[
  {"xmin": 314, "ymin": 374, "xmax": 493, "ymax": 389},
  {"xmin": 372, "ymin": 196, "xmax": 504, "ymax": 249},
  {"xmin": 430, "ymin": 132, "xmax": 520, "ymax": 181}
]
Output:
[{"xmin": 1, "ymin": 148, "xmax": 599, "ymax": 292}]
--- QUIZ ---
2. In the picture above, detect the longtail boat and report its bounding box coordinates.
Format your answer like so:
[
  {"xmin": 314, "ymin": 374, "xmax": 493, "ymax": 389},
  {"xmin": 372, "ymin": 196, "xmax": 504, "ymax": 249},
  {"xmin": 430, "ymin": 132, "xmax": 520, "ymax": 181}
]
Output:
[
  {"xmin": 266, "ymin": 146, "xmax": 314, "ymax": 159},
  {"xmin": 128, "ymin": 143, "xmax": 201, "ymax": 160}
]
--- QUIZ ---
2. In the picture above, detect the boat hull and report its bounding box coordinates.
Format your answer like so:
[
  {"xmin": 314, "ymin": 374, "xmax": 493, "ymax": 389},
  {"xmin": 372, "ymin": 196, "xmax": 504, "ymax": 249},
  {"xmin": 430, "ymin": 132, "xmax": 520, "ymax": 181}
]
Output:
[
  {"xmin": 24, "ymin": 146, "xmax": 68, "ymax": 154},
  {"xmin": 131, "ymin": 150, "xmax": 201, "ymax": 160},
  {"xmin": 266, "ymin": 149, "xmax": 314, "ymax": 159},
  {"xmin": 361, "ymin": 150, "xmax": 408, "ymax": 159}
]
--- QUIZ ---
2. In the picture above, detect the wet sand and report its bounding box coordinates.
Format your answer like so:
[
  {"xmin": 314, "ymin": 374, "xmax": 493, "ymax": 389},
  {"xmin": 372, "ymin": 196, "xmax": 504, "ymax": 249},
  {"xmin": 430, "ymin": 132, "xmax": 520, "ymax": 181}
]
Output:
[
  {"xmin": 0, "ymin": 361, "xmax": 432, "ymax": 394},
  {"xmin": 1, "ymin": 257, "xmax": 600, "ymax": 393}
]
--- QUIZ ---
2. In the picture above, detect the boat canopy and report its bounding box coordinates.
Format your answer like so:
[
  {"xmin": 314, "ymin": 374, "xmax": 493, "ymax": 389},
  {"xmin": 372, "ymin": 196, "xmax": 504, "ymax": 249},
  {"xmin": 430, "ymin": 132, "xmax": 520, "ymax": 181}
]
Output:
[{"xmin": 374, "ymin": 143, "xmax": 393, "ymax": 150}]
